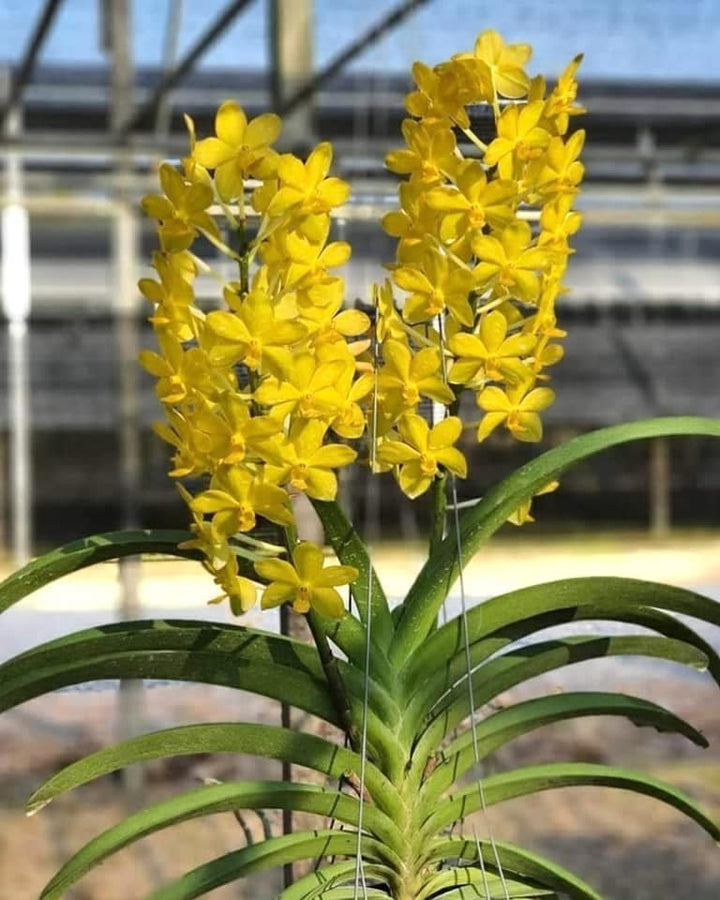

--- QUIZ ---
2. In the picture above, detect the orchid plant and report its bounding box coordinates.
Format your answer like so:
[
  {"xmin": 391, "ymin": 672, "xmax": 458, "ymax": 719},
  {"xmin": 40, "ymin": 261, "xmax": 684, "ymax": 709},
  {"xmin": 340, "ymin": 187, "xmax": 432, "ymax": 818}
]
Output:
[{"xmin": 1, "ymin": 30, "xmax": 719, "ymax": 900}]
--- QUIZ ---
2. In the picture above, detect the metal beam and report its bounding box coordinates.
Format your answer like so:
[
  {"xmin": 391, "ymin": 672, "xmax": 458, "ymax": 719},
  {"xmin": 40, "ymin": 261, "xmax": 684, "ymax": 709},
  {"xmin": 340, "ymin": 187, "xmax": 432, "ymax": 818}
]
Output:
[
  {"xmin": 122, "ymin": 0, "xmax": 257, "ymax": 134},
  {"xmin": 279, "ymin": 0, "xmax": 432, "ymax": 116},
  {"xmin": 0, "ymin": 0, "xmax": 64, "ymax": 130}
]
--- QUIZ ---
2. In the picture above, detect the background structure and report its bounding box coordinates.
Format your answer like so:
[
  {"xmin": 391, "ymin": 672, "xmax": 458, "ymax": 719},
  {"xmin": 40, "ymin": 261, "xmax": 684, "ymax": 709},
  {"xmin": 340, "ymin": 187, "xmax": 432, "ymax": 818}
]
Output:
[
  {"xmin": 1, "ymin": 5, "xmax": 720, "ymax": 897},
  {"xmin": 0, "ymin": 0, "xmax": 719, "ymax": 560}
]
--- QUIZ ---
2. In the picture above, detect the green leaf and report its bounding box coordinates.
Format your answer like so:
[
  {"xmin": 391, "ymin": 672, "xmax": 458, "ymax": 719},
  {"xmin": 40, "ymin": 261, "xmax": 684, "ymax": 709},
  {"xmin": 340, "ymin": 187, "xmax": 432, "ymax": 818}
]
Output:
[
  {"xmin": 422, "ymin": 763, "xmax": 720, "ymax": 844},
  {"xmin": 424, "ymin": 837, "xmax": 602, "ymax": 900},
  {"xmin": 300, "ymin": 891, "xmax": 390, "ymax": 900},
  {"xmin": 417, "ymin": 867, "xmax": 555, "ymax": 899},
  {"xmin": 147, "ymin": 832, "xmax": 392, "ymax": 900},
  {"xmin": 391, "ymin": 417, "xmax": 720, "ymax": 666},
  {"xmin": 0, "ymin": 529, "xmax": 200, "ymax": 615},
  {"xmin": 27, "ymin": 723, "xmax": 403, "ymax": 822},
  {"xmin": 419, "ymin": 691, "xmax": 708, "ymax": 807},
  {"xmin": 277, "ymin": 860, "xmax": 396, "ymax": 899},
  {"xmin": 311, "ymin": 499, "xmax": 394, "ymax": 652},
  {"xmin": 413, "ymin": 635, "xmax": 709, "ymax": 761},
  {"xmin": 435, "ymin": 889, "xmax": 557, "ymax": 900},
  {"xmin": 0, "ymin": 620, "xmax": 339, "ymax": 725},
  {"xmin": 40, "ymin": 781, "xmax": 406, "ymax": 899},
  {"xmin": 406, "ymin": 578, "xmax": 720, "ymax": 690},
  {"xmin": 403, "ymin": 598, "xmax": 720, "ymax": 733}
]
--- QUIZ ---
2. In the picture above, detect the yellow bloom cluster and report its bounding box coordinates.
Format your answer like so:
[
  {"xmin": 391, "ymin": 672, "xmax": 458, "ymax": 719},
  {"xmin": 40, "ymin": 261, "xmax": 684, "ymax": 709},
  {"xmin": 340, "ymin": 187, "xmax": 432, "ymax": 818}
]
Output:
[
  {"xmin": 374, "ymin": 30, "xmax": 585, "ymax": 496},
  {"xmin": 140, "ymin": 102, "xmax": 364, "ymax": 615},
  {"xmin": 140, "ymin": 30, "xmax": 585, "ymax": 614}
]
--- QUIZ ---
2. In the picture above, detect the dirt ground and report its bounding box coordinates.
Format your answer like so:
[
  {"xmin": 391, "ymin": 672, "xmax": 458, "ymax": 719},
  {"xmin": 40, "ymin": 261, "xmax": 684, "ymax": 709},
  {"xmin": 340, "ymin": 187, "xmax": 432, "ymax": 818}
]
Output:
[{"xmin": 2, "ymin": 534, "xmax": 720, "ymax": 898}]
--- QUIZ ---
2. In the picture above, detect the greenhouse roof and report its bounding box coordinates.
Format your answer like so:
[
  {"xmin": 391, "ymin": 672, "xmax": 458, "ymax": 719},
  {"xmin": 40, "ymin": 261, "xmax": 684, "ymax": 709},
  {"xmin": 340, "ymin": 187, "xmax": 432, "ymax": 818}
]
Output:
[{"xmin": 1, "ymin": 0, "xmax": 719, "ymax": 83}]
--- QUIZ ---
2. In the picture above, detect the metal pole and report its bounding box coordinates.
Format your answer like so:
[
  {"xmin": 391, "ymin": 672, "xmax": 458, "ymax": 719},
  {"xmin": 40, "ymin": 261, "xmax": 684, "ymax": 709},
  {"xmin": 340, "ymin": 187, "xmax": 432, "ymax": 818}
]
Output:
[
  {"xmin": 649, "ymin": 437, "xmax": 671, "ymax": 537},
  {"xmin": 1, "ymin": 106, "xmax": 33, "ymax": 566},
  {"xmin": 0, "ymin": 0, "xmax": 65, "ymax": 129},
  {"xmin": 279, "ymin": 0, "xmax": 432, "ymax": 117},
  {"xmin": 155, "ymin": 0, "xmax": 185, "ymax": 138},
  {"xmin": 269, "ymin": 0, "xmax": 314, "ymax": 146},
  {"xmin": 106, "ymin": 0, "xmax": 144, "ymax": 798},
  {"xmin": 122, "ymin": 0, "xmax": 257, "ymax": 134}
]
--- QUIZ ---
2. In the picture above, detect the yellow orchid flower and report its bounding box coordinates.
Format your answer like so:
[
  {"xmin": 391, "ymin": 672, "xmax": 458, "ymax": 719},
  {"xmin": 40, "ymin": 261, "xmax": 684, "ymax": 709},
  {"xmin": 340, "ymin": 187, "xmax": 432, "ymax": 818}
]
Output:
[
  {"xmin": 404, "ymin": 59, "xmax": 488, "ymax": 128},
  {"xmin": 376, "ymin": 414, "xmax": 467, "ymax": 499},
  {"xmin": 193, "ymin": 100, "xmax": 281, "ymax": 200},
  {"xmin": 204, "ymin": 290, "xmax": 305, "ymax": 374},
  {"xmin": 447, "ymin": 309, "xmax": 536, "ymax": 387},
  {"xmin": 284, "ymin": 226, "xmax": 351, "ymax": 290},
  {"xmin": 386, "ymin": 119, "xmax": 458, "ymax": 187},
  {"xmin": 141, "ymin": 163, "xmax": 220, "ymax": 253},
  {"xmin": 426, "ymin": 159, "xmax": 517, "ymax": 245},
  {"xmin": 208, "ymin": 554, "xmax": 259, "ymax": 615},
  {"xmin": 526, "ymin": 130, "xmax": 586, "ymax": 199},
  {"xmin": 255, "ymin": 352, "xmax": 349, "ymax": 421},
  {"xmin": 139, "ymin": 254, "xmax": 200, "ymax": 342},
  {"xmin": 153, "ymin": 407, "xmax": 216, "ymax": 478},
  {"xmin": 140, "ymin": 332, "xmax": 225, "ymax": 406},
  {"xmin": 394, "ymin": 248, "xmax": 475, "ymax": 326},
  {"xmin": 508, "ymin": 480, "xmax": 560, "ymax": 526},
  {"xmin": 255, "ymin": 541, "xmax": 358, "ymax": 617},
  {"xmin": 472, "ymin": 220, "xmax": 549, "ymax": 303},
  {"xmin": 382, "ymin": 181, "xmax": 442, "ymax": 263},
  {"xmin": 266, "ymin": 143, "xmax": 350, "ymax": 220},
  {"xmin": 378, "ymin": 339, "xmax": 455, "ymax": 419},
  {"xmin": 476, "ymin": 379, "xmax": 555, "ymax": 442},
  {"xmin": 262, "ymin": 419, "xmax": 357, "ymax": 501},
  {"xmin": 543, "ymin": 54, "xmax": 585, "ymax": 135},
  {"xmin": 459, "ymin": 29, "xmax": 532, "ymax": 99},
  {"xmin": 483, "ymin": 101, "xmax": 551, "ymax": 179},
  {"xmin": 192, "ymin": 466, "xmax": 294, "ymax": 535},
  {"xmin": 203, "ymin": 393, "xmax": 282, "ymax": 466}
]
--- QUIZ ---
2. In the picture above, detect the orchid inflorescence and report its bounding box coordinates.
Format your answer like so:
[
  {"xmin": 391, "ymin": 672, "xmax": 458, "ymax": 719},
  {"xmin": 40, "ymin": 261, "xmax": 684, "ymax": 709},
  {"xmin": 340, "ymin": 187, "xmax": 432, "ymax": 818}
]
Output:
[{"xmin": 140, "ymin": 30, "xmax": 585, "ymax": 618}]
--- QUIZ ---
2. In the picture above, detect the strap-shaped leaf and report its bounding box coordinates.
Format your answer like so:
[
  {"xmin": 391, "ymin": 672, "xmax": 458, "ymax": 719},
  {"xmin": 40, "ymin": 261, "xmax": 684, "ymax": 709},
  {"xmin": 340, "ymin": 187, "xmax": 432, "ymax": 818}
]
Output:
[
  {"xmin": 435, "ymin": 889, "xmax": 557, "ymax": 900},
  {"xmin": 403, "ymin": 600, "xmax": 720, "ymax": 732},
  {"xmin": 277, "ymin": 860, "xmax": 396, "ymax": 899},
  {"xmin": 27, "ymin": 723, "xmax": 403, "ymax": 821},
  {"xmin": 301, "ymin": 891, "xmax": 390, "ymax": 900},
  {"xmin": 406, "ymin": 578, "xmax": 720, "ymax": 688},
  {"xmin": 312, "ymin": 499, "xmax": 394, "ymax": 652},
  {"xmin": 391, "ymin": 417, "xmax": 720, "ymax": 666},
  {"xmin": 147, "ymin": 832, "xmax": 392, "ymax": 900},
  {"xmin": 417, "ymin": 867, "xmax": 555, "ymax": 899},
  {"xmin": 0, "ymin": 624, "xmax": 338, "ymax": 725},
  {"xmin": 413, "ymin": 635, "xmax": 708, "ymax": 761},
  {"xmin": 40, "ymin": 781, "xmax": 406, "ymax": 899},
  {"xmin": 421, "ymin": 762, "xmax": 720, "ymax": 844},
  {"xmin": 424, "ymin": 836, "xmax": 601, "ymax": 899},
  {"xmin": 419, "ymin": 691, "xmax": 708, "ymax": 805},
  {"xmin": 0, "ymin": 529, "xmax": 199, "ymax": 615}
]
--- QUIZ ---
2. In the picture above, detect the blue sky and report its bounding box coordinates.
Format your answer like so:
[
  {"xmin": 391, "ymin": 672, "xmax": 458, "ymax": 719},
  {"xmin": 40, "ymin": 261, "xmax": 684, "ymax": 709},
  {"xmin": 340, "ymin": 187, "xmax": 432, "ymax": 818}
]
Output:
[{"xmin": 1, "ymin": 0, "xmax": 719, "ymax": 81}]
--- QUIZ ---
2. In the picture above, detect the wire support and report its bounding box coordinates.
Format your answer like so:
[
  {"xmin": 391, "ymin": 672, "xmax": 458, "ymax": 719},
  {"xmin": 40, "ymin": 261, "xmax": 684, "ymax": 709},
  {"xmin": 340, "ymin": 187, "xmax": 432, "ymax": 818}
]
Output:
[
  {"xmin": 353, "ymin": 286, "xmax": 383, "ymax": 898},
  {"xmin": 437, "ymin": 316, "xmax": 510, "ymax": 900}
]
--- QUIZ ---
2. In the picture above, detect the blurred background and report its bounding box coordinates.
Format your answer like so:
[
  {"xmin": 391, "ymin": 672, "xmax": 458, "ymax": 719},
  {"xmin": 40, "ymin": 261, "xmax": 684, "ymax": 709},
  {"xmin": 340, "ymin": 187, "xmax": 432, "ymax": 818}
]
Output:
[{"xmin": 1, "ymin": 1, "xmax": 720, "ymax": 897}]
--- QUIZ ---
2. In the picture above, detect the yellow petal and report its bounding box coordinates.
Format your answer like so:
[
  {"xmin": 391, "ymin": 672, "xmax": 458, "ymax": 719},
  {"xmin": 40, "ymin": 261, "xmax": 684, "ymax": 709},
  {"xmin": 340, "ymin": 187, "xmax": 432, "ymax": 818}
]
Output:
[
  {"xmin": 429, "ymin": 416, "xmax": 462, "ymax": 450},
  {"xmin": 255, "ymin": 558, "xmax": 299, "ymax": 585},
  {"xmin": 316, "ymin": 565, "xmax": 358, "ymax": 588},
  {"xmin": 292, "ymin": 541, "xmax": 325, "ymax": 581},
  {"xmin": 304, "ymin": 467, "xmax": 338, "ymax": 500},
  {"xmin": 476, "ymin": 410, "xmax": 506, "ymax": 442},
  {"xmin": 310, "ymin": 586, "xmax": 345, "ymax": 618},
  {"xmin": 194, "ymin": 137, "xmax": 235, "ymax": 169},
  {"xmin": 215, "ymin": 100, "xmax": 247, "ymax": 145},
  {"xmin": 261, "ymin": 581, "xmax": 296, "ymax": 609},
  {"xmin": 245, "ymin": 112, "xmax": 282, "ymax": 148},
  {"xmin": 214, "ymin": 159, "xmax": 244, "ymax": 202}
]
